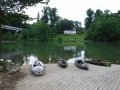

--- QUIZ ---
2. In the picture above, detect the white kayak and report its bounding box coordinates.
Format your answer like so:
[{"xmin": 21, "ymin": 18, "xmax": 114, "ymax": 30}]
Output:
[{"xmin": 31, "ymin": 60, "xmax": 46, "ymax": 76}]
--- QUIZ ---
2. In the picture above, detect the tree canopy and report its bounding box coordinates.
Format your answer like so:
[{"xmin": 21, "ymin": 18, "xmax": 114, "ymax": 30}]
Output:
[
  {"xmin": 22, "ymin": 21, "xmax": 52, "ymax": 41},
  {"xmin": 0, "ymin": 0, "xmax": 49, "ymax": 37},
  {"xmin": 0, "ymin": 0, "xmax": 45, "ymax": 13},
  {"xmin": 41, "ymin": 6, "xmax": 60, "ymax": 27},
  {"xmin": 0, "ymin": 0, "xmax": 46, "ymax": 25},
  {"xmin": 84, "ymin": 8, "xmax": 94, "ymax": 29},
  {"xmin": 56, "ymin": 19, "xmax": 74, "ymax": 33},
  {"xmin": 86, "ymin": 12, "xmax": 120, "ymax": 42}
]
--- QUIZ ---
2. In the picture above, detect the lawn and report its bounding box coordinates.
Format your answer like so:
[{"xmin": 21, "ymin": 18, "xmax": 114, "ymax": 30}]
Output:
[{"xmin": 53, "ymin": 33, "xmax": 87, "ymax": 45}]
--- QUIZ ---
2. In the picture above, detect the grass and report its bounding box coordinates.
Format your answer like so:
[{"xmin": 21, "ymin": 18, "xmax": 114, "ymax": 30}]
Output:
[{"xmin": 53, "ymin": 32, "xmax": 87, "ymax": 45}]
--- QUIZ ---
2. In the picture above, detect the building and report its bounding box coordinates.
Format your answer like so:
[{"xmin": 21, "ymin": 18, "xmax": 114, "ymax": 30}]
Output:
[
  {"xmin": 1, "ymin": 25, "xmax": 23, "ymax": 32},
  {"xmin": 63, "ymin": 28, "xmax": 76, "ymax": 35}
]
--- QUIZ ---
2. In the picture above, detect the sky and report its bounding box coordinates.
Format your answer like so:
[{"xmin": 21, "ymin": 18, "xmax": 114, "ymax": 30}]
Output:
[{"xmin": 25, "ymin": 0, "xmax": 120, "ymax": 27}]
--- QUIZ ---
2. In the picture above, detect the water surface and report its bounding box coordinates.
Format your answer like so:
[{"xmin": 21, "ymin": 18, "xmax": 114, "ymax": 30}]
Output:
[{"xmin": 0, "ymin": 42, "xmax": 120, "ymax": 64}]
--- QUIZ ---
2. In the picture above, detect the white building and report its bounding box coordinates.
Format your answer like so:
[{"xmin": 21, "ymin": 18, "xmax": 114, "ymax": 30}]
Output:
[{"xmin": 64, "ymin": 28, "xmax": 76, "ymax": 35}]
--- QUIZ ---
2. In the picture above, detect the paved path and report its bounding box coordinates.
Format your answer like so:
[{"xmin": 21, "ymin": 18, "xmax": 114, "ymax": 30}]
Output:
[{"xmin": 15, "ymin": 64, "xmax": 120, "ymax": 90}]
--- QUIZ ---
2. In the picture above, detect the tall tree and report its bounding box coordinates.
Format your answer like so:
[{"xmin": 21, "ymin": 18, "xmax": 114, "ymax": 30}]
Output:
[
  {"xmin": 56, "ymin": 19, "xmax": 74, "ymax": 33},
  {"xmin": 87, "ymin": 15, "xmax": 120, "ymax": 42},
  {"xmin": 74, "ymin": 21, "xmax": 83, "ymax": 33},
  {"xmin": 41, "ymin": 7, "xmax": 49, "ymax": 23},
  {"xmin": 37, "ymin": 12, "xmax": 40, "ymax": 22},
  {"xmin": 117, "ymin": 10, "xmax": 120, "ymax": 16},
  {"xmin": 48, "ymin": 7, "xmax": 59, "ymax": 27},
  {"xmin": 74, "ymin": 21, "xmax": 81, "ymax": 27},
  {"xmin": 94, "ymin": 9, "xmax": 103, "ymax": 20},
  {"xmin": 104, "ymin": 9, "xmax": 110, "ymax": 15},
  {"xmin": 41, "ymin": 6, "xmax": 59, "ymax": 27},
  {"xmin": 84, "ymin": 8, "xmax": 94, "ymax": 29}
]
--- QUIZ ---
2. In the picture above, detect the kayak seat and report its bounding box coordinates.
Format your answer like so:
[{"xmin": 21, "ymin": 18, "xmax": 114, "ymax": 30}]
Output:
[{"xmin": 78, "ymin": 60, "xmax": 83, "ymax": 64}]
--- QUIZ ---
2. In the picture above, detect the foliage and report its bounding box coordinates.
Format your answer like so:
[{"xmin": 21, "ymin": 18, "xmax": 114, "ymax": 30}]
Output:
[
  {"xmin": 74, "ymin": 21, "xmax": 84, "ymax": 34},
  {"xmin": 53, "ymin": 33, "xmax": 86, "ymax": 44},
  {"xmin": 48, "ymin": 7, "xmax": 60, "ymax": 27},
  {"xmin": 1, "ymin": 31, "xmax": 24, "ymax": 41},
  {"xmin": 94, "ymin": 9, "xmax": 103, "ymax": 21},
  {"xmin": 22, "ymin": 21, "xmax": 53, "ymax": 41},
  {"xmin": 37, "ymin": 12, "xmax": 40, "ymax": 22},
  {"xmin": 41, "ymin": 6, "xmax": 60, "ymax": 27},
  {"xmin": 84, "ymin": 9, "xmax": 120, "ymax": 42},
  {"xmin": 87, "ymin": 15, "xmax": 120, "ymax": 42},
  {"xmin": 0, "ymin": 0, "xmax": 45, "ymax": 25},
  {"xmin": 1, "ymin": 32, "xmax": 16, "ymax": 40},
  {"xmin": 36, "ymin": 21, "xmax": 53, "ymax": 41},
  {"xmin": 84, "ymin": 8, "xmax": 94, "ymax": 29},
  {"xmin": 5, "ymin": 12, "xmax": 30, "ymax": 27},
  {"xmin": 0, "ymin": 0, "xmax": 47, "ymax": 38},
  {"xmin": 0, "ymin": 0, "xmax": 44, "ymax": 13},
  {"xmin": 41, "ymin": 7, "xmax": 49, "ymax": 23},
  {"xmin": 56, "ymin": 19, "xmax": 74, "ymax": 33}
]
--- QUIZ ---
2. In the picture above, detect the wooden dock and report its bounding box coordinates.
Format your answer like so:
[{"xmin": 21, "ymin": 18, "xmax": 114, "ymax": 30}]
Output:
[{"xmin": 15, "ymin": 64, "xmax": 120, "ymax": 90}]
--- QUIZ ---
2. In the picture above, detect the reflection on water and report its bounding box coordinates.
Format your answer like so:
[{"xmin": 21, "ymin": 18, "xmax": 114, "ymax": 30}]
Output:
[
  {"xmin": 67, "ymin": 58, "xmax": 76, "ymax": 63},
  {"xmin": 67, "ymin": 50, "xmax": 85, "ymax": 64},
  {"xmin": 85, "ymin": 42, "xmax": 120, "ymax": 63},
  {"xmin": 27, "ymin": 55, "xmax": 38, "ymax": 65},
  {"xmin": 1, "ymin": 42, "xmax": 120, "ymax": 64},
  {"xmin": 63, "ymin": 45, "xmax": 76, "ymax": 52},
  {"xmin": 0, "ymin": 50, "xmax": 23, "ymax": 65}
]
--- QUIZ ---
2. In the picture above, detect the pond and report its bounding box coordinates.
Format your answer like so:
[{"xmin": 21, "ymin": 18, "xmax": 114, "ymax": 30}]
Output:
[{"xmin": 0, "ymin": 42, "xmax": 120, "ymax": 64}]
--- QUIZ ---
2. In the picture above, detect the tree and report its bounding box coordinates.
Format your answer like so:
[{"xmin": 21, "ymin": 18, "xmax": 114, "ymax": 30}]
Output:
[
  {"xmin": 48, "ymin": 7, "xmax": 60, "ymax": 27},
  {"xmin": 84, "ymin": 8, "xmax": 94, "ymax": 29},
  {"xmin": 41, "ymin": 7, "xmax": 49, "ymax": 23},
  {"xmin": 86, "ymin": 15, "xmax": 120, "ymax": 42},
  {"xmin": 0, "ymin": 0, "xmax": 46, "ymax": 13},
  {"xmin": 74, "ymin": 21, "xmax": 81, "ymax": 27},
  {"xmin": 0, "ymin": 0, "xmax": 49, "ymax": 37},
  {"xmin": 5, "ymin": 12, "xmax": 29, "ymax": 27},
  {"xmin": 41, "ymin": 6, "xmax": 60, "ymax": 27},
  {"xmin": 37, "ymin": 21, "xmax": 52, "ymax": 41},
  {"xmin": 94, "ymin": 9, "xmax": 103, "ymax": 21},
  {"xmin": 117, "ymin": 10, "xmax": 120, "ymax": 16},
  {"xmin": 37, "ymin": 12, "xmax": 40, "ymax": 22},
  {"xmin": 56, "ymin": 19, "xmax": 74, "ymax": 33},
  {"xmin": 22, "ymin": 21, "xmax": 52, "ymax": 41},
  {"xmin": 0, "ymin": 0, "xmax": 45, "ymax": 25},
  {"xmin": 74, "ymin": 21, "xmax": 83, "ymax": 33},
  {"xmin": 104, "ymin": 9, "xmax": 111, "ymax": 15}
]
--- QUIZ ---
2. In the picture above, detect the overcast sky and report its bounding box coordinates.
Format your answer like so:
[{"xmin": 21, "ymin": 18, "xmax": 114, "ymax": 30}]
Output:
[{"xmin": 25, "ymin": 0, "xmax": 120, "ymax": 27}]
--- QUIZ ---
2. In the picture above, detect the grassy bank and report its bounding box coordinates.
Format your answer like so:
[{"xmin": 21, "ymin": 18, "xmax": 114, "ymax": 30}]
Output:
[{"xmin": 53, "ymin": 33, "xmax": 87, "ymax": 45}]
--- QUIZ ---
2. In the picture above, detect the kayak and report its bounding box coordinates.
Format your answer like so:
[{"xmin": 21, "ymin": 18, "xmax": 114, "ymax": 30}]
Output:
[
  {"xmin": 85, "ymin": 59, "xmax": 111, "ymax": 67},
  {"xmin": 31, "ymin": 60, "xmax": 46, "ymax": 76},
  {"xmin": 58, "ymin": 59, "xmax": 68, "ymax": 68},
  {"xmin": 75, "ymin": 59, "xmax": 88, "ymax": 70}
]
